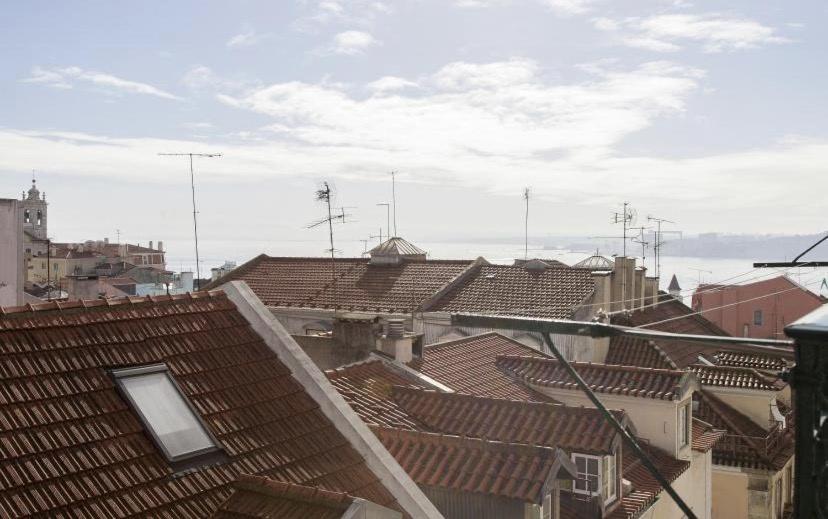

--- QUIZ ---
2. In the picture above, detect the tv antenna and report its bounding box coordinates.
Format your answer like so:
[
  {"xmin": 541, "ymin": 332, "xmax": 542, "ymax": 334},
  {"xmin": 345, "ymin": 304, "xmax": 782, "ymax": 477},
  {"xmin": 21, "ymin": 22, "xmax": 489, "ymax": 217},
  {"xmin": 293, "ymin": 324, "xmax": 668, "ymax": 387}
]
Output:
[
  {"xmin": 158, "ymin": 152, "xmax": 222, "ymax": 290},
  {"xmin": 612, "ymin": 202, "xmax": 636, "ymax": 257},
  {"xmin": 689, "ymin": 267, "xmax": 712, "ymax": 286},
  {"xmin": 307, "ymin": 182, "xmax": 352, "ymax": 309},
  {"xmin": 115, "ymin": 229, "xmax": 121, "ymax": 245},
  {"xmin": 629, "ymin": 226, "xmax": 652, "ymax": 268},
  {"xmin": 377, "ymin": 202, "xmax": 390, "ymax": 243},
  {"xmin": 390, "ymin": 171, "xmax": 398, "ymax": 237},
  {"xmin": 647, "ymin": 215, "xmax": 679, "ymax": 279},
  {"xmin": 523, "ymin": 187, "xmax": 530, "ymax": 260}
]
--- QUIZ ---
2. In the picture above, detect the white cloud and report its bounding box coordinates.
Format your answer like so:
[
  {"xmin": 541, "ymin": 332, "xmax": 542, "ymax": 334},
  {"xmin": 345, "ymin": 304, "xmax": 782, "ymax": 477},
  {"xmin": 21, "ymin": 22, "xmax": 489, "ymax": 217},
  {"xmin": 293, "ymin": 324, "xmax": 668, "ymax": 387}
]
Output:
[
  {"xmin": 22, "ymin": 66, "xmax": 180, "ymax": 100},
  {"xmin": 595, "ymin": 13, "xmax": 788, "ymax": 53},
  {"xmin": 332, "ymin": 30, "xmax": 379, "ymax": 55},
  {"xmin": 366, "ymin": 76, "xmax": 419, "ymax": 93},
  {"xmin": 181, "ymin": 65, "xmax": 253, "ymax": 93},
  {"xmin": 455, "ymin": 0, "xmax": 595, "ymax": 16},
  {"xmin": 226, "ymin": 28, "xmax": 266, "ymax": 48},
  {"xmin": 294, "ymin": 1, "xmax": 390, "ymax": 31},
  {"xmin": 182, "ymin": 122, "xmax": 215, "ymax": 130}
]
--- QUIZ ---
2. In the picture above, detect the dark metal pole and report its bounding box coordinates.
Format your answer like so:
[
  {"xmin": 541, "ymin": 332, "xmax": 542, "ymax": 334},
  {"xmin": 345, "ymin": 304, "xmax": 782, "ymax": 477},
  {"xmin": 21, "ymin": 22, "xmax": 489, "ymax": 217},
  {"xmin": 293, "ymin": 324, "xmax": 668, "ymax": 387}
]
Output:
[
  {"xmin": 188, "ymin": 154, "xmax": 201, "ymax": 291},
  {"xmin": 540, "ymin": 332, "xmax": 698, "ymax": 519}
]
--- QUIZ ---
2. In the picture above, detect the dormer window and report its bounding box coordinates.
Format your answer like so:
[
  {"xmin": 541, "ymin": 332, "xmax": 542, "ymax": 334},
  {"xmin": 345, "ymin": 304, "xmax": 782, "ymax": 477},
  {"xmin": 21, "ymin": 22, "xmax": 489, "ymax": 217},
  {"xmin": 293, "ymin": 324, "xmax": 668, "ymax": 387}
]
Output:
[
  {"xmin": 111, "ymin": 364, "xmax": 222, "ymax": 465},
  {"xmin": 572, "ymin": 451, "xmax": 618, "ymax": 505}
]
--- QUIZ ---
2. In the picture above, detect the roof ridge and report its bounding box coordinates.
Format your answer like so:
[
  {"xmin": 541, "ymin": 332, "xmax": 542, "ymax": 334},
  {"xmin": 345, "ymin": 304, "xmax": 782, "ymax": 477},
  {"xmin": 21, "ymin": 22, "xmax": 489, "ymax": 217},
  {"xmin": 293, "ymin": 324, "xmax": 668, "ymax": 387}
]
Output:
[
  {"xmin": 495, "ymin": 355, "xmax": 686, "ymax": 376},
  {"xmin": 371, "ymin": 425, "xmax": 558, "ymax": 457},
  {"xmin": 0, "ymin": 290, "xmax": 225, "ymax": 317}
]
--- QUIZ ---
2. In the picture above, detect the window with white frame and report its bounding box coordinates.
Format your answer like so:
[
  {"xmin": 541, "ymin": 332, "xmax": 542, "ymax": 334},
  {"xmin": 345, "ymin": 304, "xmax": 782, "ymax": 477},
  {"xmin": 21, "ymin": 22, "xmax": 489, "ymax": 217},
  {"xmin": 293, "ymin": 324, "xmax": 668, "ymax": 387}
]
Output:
[
  {"xmin": 572, "ymin": 454, "xmax": 600, "ymax": 495},
  {"xmin": 111, "ymin": 364, "xmax": 221, "ymax": 464},
  {"xmin": 602, "ymin": 451, "xmax": 617, "ymax": 504},
  {"xmin": 679, "ymin": 401, "xmax": 691, "ymax": 447}
]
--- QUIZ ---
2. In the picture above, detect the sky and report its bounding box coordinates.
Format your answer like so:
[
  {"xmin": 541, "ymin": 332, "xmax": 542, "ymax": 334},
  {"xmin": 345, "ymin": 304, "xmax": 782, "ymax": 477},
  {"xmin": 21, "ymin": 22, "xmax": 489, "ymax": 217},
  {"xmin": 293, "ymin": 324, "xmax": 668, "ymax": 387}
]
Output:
[{"xmin": 1, "ymin": 0, "xmax": 826, "ymax": 265}]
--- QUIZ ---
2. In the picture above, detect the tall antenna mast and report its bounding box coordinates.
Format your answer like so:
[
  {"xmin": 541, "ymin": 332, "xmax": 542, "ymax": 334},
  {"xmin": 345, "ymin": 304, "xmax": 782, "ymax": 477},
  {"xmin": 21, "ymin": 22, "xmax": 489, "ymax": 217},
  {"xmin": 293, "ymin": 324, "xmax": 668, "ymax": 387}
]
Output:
[
  {"xmin": 158, "ymin": 152, "xmax": 222, "ymax": 291},
  {"xmin": 307, "ymin": 183, "xmax": 352, "ymax": 311},
  {"xmin": 647, "ymin": 215, "xmax": 675, "ymax": 279},
  {"xmin": 523, "ymin": 188, "xmax": 530, "ymax": 260},
  {"xmin": 377, "ymin": 203, "xmax": 390, "ymax": 243},
  {"xmin": 612, "ymin": 202, "xmax": 635, "ymax": 256},
  {"xmin": 390, "ymin": 171, "xmax": 398, "ymax": 237}
]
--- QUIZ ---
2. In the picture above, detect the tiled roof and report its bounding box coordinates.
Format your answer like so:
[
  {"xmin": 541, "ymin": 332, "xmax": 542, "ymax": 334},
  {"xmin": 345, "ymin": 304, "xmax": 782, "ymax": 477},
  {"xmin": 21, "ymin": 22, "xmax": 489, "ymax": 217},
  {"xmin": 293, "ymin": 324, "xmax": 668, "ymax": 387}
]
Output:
[
  {"xmin": 692, "ymin": 418, "xmax": 726, "ymax": 452},
  {"xmin": 689, "ymin": 365, "xmax": 780, "ymax": 391},
  {"xmin": 496, "ymin": 356, "xmax": 689, "ymax": 400},
  {"xmin": 373, "ymin": 427, "xmax": 565, "ymax": 504},
  {"xmin": 202, "ymin": 255, "xmax": 472, "ymax": 313},
  {"xmin": 324, "ymin": 358, "xmax": 620, "ymax": 455},
  {"xmin": 393, "ymin": 387, "xmax": 620, "ymax": 455},
  {"xmin": 713, "ymin": 351, "xmax": 788, "ymax": 371},
  {"xmin": 325, "ymin": 360, "xmax": 428, "ymax": 430},
  {"xmin": 0, "ymin": 292, "xmax": 400, "ymax": 518},
  {"xmin": 614, "ymin": 294, "xmax": 730, "ymax": 337},
  {"xmin": 604, "ymin": 336, "xmax": 677, "ymax": 370},
  {"xmin": 408, "ymin": 332, "xmax": 553, "ymax": 402},
  {"xmin": 425, "ymin": 264, "xmax": 595, "ymax": 319},
  {"xmin": 695, "ymin": 390, "xmax": 793, "ymax": 470},
  {"xmin": 604, "ymin": 444, "xmax": 690, "ymax": 519},
  {"xmin": 213, "ymin": 475, "xmax": 357, "ymax": 519}
]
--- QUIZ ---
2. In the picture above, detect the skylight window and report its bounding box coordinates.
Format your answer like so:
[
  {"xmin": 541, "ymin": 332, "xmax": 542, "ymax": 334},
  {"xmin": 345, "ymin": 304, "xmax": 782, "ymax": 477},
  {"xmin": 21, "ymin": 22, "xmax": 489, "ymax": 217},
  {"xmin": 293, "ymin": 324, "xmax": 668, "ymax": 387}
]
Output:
[{"xmin": 112, "ymin": 364, "xmax": 221, "ymax": 464}]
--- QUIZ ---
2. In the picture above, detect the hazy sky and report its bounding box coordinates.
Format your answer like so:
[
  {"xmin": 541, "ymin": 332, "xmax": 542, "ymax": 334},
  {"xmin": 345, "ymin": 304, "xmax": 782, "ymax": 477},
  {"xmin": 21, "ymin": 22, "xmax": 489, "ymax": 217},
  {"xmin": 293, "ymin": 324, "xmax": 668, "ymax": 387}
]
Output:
[{"xmin": 1, "ymin": 1, "xmax": 826, "ymax": 264}]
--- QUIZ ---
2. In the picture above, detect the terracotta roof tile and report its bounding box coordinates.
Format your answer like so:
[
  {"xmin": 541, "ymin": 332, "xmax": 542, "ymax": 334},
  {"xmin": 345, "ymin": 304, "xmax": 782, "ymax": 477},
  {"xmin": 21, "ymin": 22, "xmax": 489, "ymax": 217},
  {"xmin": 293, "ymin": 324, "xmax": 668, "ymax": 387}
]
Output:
[
  {"xmin": 325, "ymin": 360, "xmax": 428, "ymax": 430},
  {"xmin": 713, "ymin": 351, "xmax": 788, "ymax": 371},
  {"xmin": 202, "ymin": 255, "xmax": 471, "ymax": 313},
  {"xmin": 604, "ymin": 336, "xmax": 677, "ymax": 370},
  {"xmin": 613, "ymin": 295, "xmax": 730, "ymax": 337},
  {"xmin": 604, "ymin": 444, "xmax": 690, "ymax": 519},
  {"xmin": 0, "ymin": 292, "xmax": 401, "ymax": 518},
  {"xmin": 408, "ymin": 333, "xmax": 553, "ymax": 402},
  {"xmin": 393, "ymin": 387, "xmax": 621, "ymax": 455},
  {"xmin": 694, "ymin": 390, "xmax": 793, "ymax": 470},
  {"xmin": 495, "ymin": 356, "xmax": 689, "ymax": 400},
  {"xmin": 691, "ymin": 418, "xmax": 726, "ymax": 452},
  {"xmin": 373, "ymin": 427, "xmax": 562, "ymax": 503},
  {"xmin": 426, "ymin": 264, "xmax": 594, "ymax": 319},
  {"xmin": 689, "ymin": 365, "xmax": 780, "ymax": 391},
  {"xmin": 213, "ymin": 475, "xmax": 356, "ymax": 519}
]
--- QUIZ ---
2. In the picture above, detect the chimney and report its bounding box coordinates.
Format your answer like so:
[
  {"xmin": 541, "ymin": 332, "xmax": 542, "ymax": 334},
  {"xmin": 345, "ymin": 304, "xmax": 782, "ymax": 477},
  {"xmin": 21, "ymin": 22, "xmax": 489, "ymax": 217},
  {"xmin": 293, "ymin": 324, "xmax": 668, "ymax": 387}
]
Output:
[
  {"xmin": 180, "ymin": 271, "xmax": 194, "ymax": 292},
  {"xmin": 377, "ymin": 318, "xmax": 414, "ymax": 363},
  {"xmin": 633, "ymin": 267, "xmax": 645, "ymax": 310},
  {"xmin": 104, "ymin": 237, "xmax": 109, "ymax": 245},
  {"xmin": 644, "ymin": 276, "xmax": 659, "ymax": 306},
  {"xmin": 149, "ymin": 241, "xmax": 153, "ymax": 250},
  {"xmin": 332, "ymin": 315, "xmax": 379, "ymax": 354},
  {"xmin": 158, "ymin": 240, "xmax": 163, "ymax": 252},
  {"xmin": 611, "ymin": 257, "xmax": 636, "ymax": 312}
]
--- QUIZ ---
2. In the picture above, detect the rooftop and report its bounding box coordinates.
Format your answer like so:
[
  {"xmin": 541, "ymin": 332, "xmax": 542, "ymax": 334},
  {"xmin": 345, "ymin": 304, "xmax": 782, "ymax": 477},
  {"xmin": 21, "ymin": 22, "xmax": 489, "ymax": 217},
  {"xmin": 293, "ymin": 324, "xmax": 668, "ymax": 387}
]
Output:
[
  {"xmin": 495, "ymin": 356, "xmax": 692, "ymax": 400},
  {"xmin": 374, "ymin": 427, "xmax": 572, "ymax": 504},
  {"xmin": 407, "ymin": 332, "xmax": 553, "ymax": 402},
  {"xmin": 689, "ymin": 364, "xmax": 782, "ymax": 391},
  {"xmin": 0, "ymin": 291, "xmax": 403, "ymax": 517},
  {"xmin": 213, "ymin": 475, "xmax": 373, "ymax": 519},
  {"xmin": 201, "ymin": 254, "xmax": 472, "ymax": 313},
  {"xmin": 424, "ymin": 263, "xmax": 595, "ymax": 319}
]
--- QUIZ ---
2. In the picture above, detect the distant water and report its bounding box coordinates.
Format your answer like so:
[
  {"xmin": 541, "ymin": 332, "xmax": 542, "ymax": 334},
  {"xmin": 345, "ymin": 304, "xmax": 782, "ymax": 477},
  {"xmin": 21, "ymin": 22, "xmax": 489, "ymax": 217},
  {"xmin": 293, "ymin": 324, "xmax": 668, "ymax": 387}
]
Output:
[{"xmin": 165, "ymin": 239, "xmax": 828, "ymax": 297}]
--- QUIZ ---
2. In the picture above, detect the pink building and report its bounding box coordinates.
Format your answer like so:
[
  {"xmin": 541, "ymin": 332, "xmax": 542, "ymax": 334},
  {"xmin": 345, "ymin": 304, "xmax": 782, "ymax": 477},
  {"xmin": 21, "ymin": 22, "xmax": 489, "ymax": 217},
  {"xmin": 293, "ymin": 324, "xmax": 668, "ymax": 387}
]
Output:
[{"xmin": 692, "ymin": 275, "xmax": 825, "ymax": 339}]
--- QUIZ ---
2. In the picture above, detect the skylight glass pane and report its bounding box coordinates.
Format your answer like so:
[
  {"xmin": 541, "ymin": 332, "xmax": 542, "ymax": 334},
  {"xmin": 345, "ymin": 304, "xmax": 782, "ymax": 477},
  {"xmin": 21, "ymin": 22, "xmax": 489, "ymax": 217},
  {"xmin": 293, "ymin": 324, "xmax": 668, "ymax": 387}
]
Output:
[{"xmin": 119, "ymin": 371, "xmax": 215, "ymax": 459}]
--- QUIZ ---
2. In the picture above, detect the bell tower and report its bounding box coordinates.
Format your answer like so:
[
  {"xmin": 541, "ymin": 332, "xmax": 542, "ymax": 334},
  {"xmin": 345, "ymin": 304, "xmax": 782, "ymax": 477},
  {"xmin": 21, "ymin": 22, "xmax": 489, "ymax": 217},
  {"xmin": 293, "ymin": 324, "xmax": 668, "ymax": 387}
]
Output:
[{"xmin": 21, "ymin": 175, "xmax": 47, "ymax": 240}]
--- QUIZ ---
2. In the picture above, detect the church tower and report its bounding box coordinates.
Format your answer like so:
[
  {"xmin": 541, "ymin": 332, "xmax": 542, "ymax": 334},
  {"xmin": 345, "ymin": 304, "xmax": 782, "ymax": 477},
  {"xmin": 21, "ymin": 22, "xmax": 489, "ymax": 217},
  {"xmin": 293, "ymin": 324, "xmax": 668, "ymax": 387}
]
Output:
[{"xmin": 21, "ymin": 177, "xmax": 47, "ymax": 240}]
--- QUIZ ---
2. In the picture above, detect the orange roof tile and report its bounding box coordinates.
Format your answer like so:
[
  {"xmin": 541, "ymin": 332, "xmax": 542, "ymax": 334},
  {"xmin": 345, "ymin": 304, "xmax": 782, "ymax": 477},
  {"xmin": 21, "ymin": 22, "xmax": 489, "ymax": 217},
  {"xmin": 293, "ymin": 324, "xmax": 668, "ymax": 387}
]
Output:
[
  {"xmin": 325, "ymin": 360, "xmax": 428, "ymax": 430},
  {"xmin": 373, "ymin": 427, "xmax": 564, "ymax": 503},
  {"xmin": 604, "ymin": 336, "xmax": 677, "ymax": 370},
  {"xmin": 691, "ymin": 418, "xmax": 726, "ymax": 452},
  {"xmin": 613, "ymin": 295, "xmax": 730, "ymax": 336},
  {"xmin": 393, "ymin": 387, "xmax": 621, "ymax": 455},
  {"xmin": 495, "ymin": 356, "xmax": 689, "ymax": 400},
  {"xmin": 689, "ymin": 365, "xmax": 781, "ymax": 391},
  {"xmin": 713, "ymin": 351, "xmax": 788, "ymax": 371},
  {"xmin": 426, "ymin": 264, "xmax": 595, "ymax": 319},
  {"xmin": 0, "ymin": 292, "xmax": 400, "ymax": 518},
  {"xmin": 202, "ymin": 255, "xmax": 472, "ymax": 313},
  {"xmin": 213, "ymin": 475, "xmax": 358, "ymax": 519},
  {"xmin": 408, "ymin": 332, "xmax": 553, "ymax": 402}
]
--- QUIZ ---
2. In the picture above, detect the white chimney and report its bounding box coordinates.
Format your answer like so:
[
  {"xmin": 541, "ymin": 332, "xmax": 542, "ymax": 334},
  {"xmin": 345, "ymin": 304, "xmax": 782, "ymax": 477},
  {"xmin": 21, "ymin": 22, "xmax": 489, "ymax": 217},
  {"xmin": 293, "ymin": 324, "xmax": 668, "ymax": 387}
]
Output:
[{"xmin": 377, "ymin": 318, "xmax": 414, "ymax": 363}]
